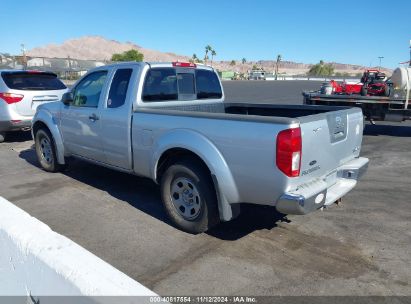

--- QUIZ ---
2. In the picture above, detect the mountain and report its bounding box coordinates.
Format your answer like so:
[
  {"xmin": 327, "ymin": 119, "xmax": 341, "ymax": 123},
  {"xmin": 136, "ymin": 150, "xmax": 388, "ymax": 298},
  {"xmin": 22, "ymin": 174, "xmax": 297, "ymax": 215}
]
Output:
[
  {"xmin": 27, "ymin": 36, "xmax": 391, "ymax": 75},
  {"xmin": 27, "ymin": 36, "xmax": 190, "ymax": 62}
]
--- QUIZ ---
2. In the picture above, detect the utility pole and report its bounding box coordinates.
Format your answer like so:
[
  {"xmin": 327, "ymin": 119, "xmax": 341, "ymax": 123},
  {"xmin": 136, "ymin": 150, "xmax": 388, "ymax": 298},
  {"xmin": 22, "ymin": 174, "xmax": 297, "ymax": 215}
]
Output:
[
  {"xmin": 275, "ymin": 54, "xmax": 282, "ymax": 80},
  {"xmin": 21, "ymin": 43, "xmax": 27, "ymax": 70},
  {"xmin": 378, "ymin": 56, "xmax": 384, "ymax": 70}
]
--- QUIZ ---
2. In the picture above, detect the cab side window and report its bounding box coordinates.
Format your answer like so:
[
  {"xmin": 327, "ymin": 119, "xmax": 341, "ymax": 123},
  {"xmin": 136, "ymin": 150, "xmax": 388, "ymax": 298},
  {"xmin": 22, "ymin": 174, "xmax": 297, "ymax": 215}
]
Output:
[
  {"xmin": 142, "ymin": 68, "xmax": 178, "ymax": 102},
  {"xmin": 107, "ymin": 69, "xmax": 133, "ymax": 108},
  {"xmin": 195, "ymin": 70, "xmax": 223, "ymax": 99},
  {"xmin": 72, "ymin": 71, "xmax": 108, "ymax": 108}
]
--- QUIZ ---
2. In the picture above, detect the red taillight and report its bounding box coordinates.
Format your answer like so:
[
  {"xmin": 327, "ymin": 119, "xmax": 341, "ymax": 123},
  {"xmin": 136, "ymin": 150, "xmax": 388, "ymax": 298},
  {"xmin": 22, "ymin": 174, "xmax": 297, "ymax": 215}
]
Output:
[
  {"xmin": 276, "ymin": 127, "xmax": 302, "ymax": 177},
  {"xmin": 172, "ymin": 62, "xmax": 196, "ymax": 68},
  {"xmin": 0, "ymin": 93, "xmax": 24, "ymax": 104}
]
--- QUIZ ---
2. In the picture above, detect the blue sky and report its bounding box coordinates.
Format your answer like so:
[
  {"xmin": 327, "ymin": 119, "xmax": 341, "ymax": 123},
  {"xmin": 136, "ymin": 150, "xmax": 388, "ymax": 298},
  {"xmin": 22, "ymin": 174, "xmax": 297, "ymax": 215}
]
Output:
[{"xmin": 1, "ymin": 0, "xmax": 410, "ymax": 68}]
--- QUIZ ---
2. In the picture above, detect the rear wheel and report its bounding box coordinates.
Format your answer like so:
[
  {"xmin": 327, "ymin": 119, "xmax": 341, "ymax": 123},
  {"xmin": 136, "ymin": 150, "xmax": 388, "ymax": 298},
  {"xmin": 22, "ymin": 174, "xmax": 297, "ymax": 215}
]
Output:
[
  {"xmin": 35, "ymin": 128, "xmax": 63, "ymax": 172},
  {"xmin": 160, "ymin": 159, "xmax": 220, "ymax": 234},
  {"xmin": 0, "ymin": 132, "xmax": 5, "ymax": 143}
]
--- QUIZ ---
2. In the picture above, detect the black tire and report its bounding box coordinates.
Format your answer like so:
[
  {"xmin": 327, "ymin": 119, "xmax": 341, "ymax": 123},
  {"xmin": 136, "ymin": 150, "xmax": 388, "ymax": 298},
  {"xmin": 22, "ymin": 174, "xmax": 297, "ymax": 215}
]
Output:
[
  {"xmin": 160, "ymin": 158, "xmax": 220, "ymax": 234},
  {"xmin": 361, "ymin": 86, "xmax": 368, "ymax": 96},
  {"xmin": 35, "ymin": 128, "xmax": 64, "ymax": 172},
  {"xmin": 0, "ymin": 132, "xmax": 5, "ymax": 143}
]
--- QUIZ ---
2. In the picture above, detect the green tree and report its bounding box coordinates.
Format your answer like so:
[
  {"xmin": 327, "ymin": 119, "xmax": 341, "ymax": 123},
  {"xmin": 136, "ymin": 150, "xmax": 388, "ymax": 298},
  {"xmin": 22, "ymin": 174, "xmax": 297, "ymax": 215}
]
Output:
[
  {"xmin": 111, "ymin": 49, "xmax": 144, "ymax": 62},
  {"xmin": 242, "ymin": 58, "xmax": 247, "ymax": 65},
  {"xmin": 190, "ymin": 53, "xmax": 203, "ymax": 64},
  {"xmin": 308, "ymin": 60, "xmax": 334, "ymax": 76},
  {"xmin": 190, "ymin": 53, "xmax": 198, "ymax": 63},
  {"xmin": 230, "ymin": 60, "xmax": 236, "ymax": 66}
]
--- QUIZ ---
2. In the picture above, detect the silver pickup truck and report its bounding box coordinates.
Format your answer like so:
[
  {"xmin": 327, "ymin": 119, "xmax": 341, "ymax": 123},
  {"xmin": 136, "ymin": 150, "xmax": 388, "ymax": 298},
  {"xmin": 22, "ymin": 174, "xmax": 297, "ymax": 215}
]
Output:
[{"xmin": 32, "ymin": 62, "xmax": 368, "ymax": 233}]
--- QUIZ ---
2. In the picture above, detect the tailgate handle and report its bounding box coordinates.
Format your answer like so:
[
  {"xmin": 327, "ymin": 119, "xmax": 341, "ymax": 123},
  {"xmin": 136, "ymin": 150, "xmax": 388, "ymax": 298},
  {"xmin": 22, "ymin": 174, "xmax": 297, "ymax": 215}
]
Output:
[{"xmin": 32, "ymin": 95, "xmax": 59, "ymax": 102}]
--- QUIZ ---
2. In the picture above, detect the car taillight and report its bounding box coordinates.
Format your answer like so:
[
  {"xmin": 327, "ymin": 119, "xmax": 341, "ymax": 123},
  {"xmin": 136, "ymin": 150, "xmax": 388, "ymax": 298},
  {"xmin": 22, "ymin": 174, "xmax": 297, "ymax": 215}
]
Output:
[
  {"xmin": 0, "ymin": 93, "xmax": 24, "ymax": 104},
  {"xmin": 276, "ymin": 127, "xmax": 302, "ymax": 177},
  {"xmin": 172, "ymin": 62, "xmax": 196, "ymax": 68}
]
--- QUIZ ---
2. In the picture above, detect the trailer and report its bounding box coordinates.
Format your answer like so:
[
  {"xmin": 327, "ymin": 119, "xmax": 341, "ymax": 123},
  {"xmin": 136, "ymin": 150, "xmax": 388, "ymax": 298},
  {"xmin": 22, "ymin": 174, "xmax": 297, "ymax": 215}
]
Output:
[
  {"xmin": 303, "ymin": 91, "xmax": 411, "ymax": 123},
  {"xmin": 303, "ymin": 65, "xmax": 411, "ymax": 123}
]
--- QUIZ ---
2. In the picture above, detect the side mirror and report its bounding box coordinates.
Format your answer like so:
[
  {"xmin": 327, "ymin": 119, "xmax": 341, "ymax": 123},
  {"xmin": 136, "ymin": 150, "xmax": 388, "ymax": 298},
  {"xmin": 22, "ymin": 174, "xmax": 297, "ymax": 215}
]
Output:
[{"xmin": 62, "ymin": 92, "xmax": 73, "ymax": 106}]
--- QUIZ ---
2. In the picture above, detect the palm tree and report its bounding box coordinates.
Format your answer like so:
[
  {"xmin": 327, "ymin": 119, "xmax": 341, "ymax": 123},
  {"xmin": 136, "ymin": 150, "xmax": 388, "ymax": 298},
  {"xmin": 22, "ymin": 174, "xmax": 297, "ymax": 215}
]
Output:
[
  {"xmin": 275, "ymin": 54, "xmax": 282, "ymax": 80},
  {"xmin": 190, "ymin": 53, "xmax": 198, "ymax": 63},
  {"xmin": 211, "ymin": 49, "xmax": 216, "ymax": 66},
  {"xmin": 242, "ymin": 58, "xmax": 246, "ymax": 65},
  {"xmin": 204, "ymin": 45, "xmax": 212, "ymax": 65}
]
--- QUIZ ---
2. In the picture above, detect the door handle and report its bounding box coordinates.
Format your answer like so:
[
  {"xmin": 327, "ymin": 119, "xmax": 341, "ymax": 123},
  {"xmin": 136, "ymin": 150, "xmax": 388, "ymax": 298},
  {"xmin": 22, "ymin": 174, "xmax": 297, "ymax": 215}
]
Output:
[{"xmin": 88, "ymin": 113, "xmax": 99, "ymax": 122}]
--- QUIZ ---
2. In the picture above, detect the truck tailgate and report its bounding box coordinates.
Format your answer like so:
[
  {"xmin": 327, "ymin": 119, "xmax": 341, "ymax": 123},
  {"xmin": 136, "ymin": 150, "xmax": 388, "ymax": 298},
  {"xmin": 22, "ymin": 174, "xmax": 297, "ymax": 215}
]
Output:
[{"xmin": 296, "ymin": 107, "xmax": 364, "ymax": 189}]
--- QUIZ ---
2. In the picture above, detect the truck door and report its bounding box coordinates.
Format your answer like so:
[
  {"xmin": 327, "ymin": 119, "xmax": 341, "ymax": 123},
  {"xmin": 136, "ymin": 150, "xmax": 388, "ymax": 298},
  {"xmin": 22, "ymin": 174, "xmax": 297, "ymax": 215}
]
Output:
[
  {"xmin": 60, "ymin": 70, "xmax": 108, "ymax": 162},
  {"xmin": 99, "ymin": 67, "xmax": 135, "ymax": 169}
]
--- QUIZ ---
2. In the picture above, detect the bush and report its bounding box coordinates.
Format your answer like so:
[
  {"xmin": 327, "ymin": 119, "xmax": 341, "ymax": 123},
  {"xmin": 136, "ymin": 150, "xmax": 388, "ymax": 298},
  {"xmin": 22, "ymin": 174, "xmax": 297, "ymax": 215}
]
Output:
[
  {"xmin": 111, "ymin": 49, "xmax": 144, "ymax": 62},
  {"xmin": 308, "ymin": 60, "xmax": 334, "ymax": 76}
]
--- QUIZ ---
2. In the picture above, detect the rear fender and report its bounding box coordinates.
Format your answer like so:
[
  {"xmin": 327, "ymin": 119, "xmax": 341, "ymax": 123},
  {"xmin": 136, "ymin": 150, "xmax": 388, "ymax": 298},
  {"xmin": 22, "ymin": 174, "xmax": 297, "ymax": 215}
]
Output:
[{"xmin": 152, "ymin": 129, "xmax": 240, "ymax": 221}]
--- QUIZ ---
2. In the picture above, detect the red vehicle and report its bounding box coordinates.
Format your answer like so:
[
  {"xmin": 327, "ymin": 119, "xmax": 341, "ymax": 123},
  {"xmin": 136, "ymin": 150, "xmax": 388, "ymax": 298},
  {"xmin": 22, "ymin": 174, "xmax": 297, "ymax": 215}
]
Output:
[
  {"xmin": 329, "ymin": 80, "xmax": 362, "ymax": 95},
  {"xmin": 360, "ymin": 69, "xmax": 391, "ymax": 97},
  {"xmin": 323, "ymin": 69, "xmax": 391, "ymax": 97}
]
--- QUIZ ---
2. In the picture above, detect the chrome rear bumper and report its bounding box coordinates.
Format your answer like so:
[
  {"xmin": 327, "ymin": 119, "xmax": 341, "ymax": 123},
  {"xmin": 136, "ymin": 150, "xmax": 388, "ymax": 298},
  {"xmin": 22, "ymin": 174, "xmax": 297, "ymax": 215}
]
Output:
[{"xmin": 276, "ymin": 157, "xmax": 369, "ymax": 215}]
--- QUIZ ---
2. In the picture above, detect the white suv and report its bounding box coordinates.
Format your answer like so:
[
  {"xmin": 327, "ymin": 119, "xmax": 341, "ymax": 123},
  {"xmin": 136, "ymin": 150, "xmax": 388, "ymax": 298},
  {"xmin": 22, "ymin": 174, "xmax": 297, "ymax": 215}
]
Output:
[{"xmin": 0, "ymin": 70, "xmax": 67, "ymax": 142}]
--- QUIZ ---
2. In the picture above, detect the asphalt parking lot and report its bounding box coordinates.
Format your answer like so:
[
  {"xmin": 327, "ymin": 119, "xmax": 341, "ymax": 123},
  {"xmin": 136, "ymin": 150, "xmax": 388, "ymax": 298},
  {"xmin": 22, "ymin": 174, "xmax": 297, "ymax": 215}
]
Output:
[{"xmin": 0, "ymin": 80, "xmax": 410, "ymax": 296}]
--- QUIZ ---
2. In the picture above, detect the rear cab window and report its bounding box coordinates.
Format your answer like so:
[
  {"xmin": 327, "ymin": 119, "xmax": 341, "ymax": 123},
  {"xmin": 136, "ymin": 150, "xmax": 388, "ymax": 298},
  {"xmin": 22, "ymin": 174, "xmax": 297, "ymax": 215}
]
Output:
[
  {"xmin": 1, "ymin": 72, "xmax": 66, "ymax": 90},
  {"xmin": 195, "ymin": 69, "xmax": 223, "ymax": 99},
  {"xmin": 142, "ymin": 67, "xmax": 222, "ymax": 102}
]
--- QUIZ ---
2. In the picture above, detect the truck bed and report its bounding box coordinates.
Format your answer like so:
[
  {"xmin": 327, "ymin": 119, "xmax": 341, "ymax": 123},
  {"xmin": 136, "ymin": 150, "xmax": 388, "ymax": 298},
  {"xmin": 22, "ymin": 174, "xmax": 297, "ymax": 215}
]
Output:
[
  {"xmin": 138, "ymin": 102, "xmax": 355, "ymax": 123},
  {"xmin": 133, "ymin": 102, "xmax": 365, "ymax": 211},
  {"xmin": 224, "ymin": 103, "xmax": 350, "ymax": 118}
]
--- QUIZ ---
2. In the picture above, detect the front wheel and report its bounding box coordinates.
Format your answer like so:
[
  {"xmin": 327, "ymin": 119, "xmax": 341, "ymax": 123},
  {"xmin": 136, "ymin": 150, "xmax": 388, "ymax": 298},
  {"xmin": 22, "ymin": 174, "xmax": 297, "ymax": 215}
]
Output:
[
  {"xmin": 35, "ymin": 128, "xmax": 63, "ymax": 172},
  {"xmin": 160, "ymin": 159, "xmax": 220, "ymax": 234}
]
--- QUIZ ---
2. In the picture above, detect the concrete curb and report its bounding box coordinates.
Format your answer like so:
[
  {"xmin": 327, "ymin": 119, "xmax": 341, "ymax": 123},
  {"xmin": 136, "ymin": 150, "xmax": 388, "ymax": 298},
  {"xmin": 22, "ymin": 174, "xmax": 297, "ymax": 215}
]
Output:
[{"xmin": 0, "ymin": 196, "xmax": 157, "ymax": 297}]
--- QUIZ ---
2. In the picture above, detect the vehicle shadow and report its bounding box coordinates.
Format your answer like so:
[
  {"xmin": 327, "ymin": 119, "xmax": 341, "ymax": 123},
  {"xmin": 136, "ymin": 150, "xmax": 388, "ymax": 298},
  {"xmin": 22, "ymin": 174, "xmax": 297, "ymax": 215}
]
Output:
[
  {"xmin": 4, "ymin": 131, "xmax": 32, "ymax": 143},
  {"xmin": 19, "ymin": 148, "xmax": 289, "ymax": 240},
  {"xmin": 364, "ymin": 123, "xmax": 411, "ymax": 137},
  {"xmin": 207, "ymin": 205, "xmax": 289, "ymax": 241}
]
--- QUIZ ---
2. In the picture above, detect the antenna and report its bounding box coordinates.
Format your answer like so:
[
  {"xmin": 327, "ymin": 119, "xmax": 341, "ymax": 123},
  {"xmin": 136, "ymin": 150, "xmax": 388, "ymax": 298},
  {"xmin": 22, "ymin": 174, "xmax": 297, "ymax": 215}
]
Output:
[{"xmin": 378, "ymin": 56, "xmax": 384, "ymax": 70}]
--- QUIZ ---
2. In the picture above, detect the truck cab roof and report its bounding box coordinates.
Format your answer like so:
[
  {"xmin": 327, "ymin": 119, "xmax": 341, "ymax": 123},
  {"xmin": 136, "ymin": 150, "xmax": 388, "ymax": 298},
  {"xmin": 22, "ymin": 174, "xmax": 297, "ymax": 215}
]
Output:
[{"xmin": 98, "ymin": 61, "xmax": 215, "ymax": 71}]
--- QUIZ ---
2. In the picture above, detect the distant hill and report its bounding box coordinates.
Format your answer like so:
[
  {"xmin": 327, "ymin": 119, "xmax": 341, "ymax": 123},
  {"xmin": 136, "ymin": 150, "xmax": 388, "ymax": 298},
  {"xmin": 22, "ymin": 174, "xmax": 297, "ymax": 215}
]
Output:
[
  {"xmin": 27, "ymin": 36, "xmax": 392, "ymax": 76},
  {"xmin": 27, "ymin": 35, "xmax": 190, "ymax": 62}
]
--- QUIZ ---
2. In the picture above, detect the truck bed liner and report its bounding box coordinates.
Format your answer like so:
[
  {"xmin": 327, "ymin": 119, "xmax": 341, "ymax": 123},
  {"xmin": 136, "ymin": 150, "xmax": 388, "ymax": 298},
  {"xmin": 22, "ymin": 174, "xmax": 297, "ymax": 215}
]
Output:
[{"xmin": 136, "ymin": 102, "xmax": 355, "ymax": 125}]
